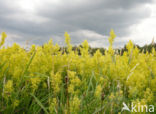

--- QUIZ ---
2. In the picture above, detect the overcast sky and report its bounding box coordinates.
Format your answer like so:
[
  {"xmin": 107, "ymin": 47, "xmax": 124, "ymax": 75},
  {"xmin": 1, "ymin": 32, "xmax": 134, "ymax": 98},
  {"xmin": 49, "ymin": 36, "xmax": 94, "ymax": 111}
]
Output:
[{"xmin": 0, "ymin": 0, "xmax": 156, "ymax": 48}]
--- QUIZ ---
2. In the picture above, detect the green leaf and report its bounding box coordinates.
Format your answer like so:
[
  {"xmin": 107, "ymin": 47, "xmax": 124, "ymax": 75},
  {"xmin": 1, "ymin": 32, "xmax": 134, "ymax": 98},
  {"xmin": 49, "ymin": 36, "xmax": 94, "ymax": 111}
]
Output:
[{"xmin": 30, "ymin": 93, "xmax": 49, "ymax": 114}]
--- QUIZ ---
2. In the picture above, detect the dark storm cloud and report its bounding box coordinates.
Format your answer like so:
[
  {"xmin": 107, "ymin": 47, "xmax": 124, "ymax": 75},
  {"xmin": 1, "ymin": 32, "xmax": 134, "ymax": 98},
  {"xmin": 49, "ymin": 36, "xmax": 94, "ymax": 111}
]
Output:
[
  {"xmin": 0, "ymin": 0, "xmax": 154, "ymax": 47},
  {"xmin": 38, "ymin": 0, "xmax": 152, "ymax": 36}
]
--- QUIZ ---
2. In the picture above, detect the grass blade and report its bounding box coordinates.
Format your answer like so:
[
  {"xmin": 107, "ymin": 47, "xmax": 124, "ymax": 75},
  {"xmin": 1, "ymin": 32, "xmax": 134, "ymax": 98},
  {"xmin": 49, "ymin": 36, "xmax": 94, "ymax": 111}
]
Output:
[{"xmin": 30, "ymin": 93, "xmax": 49, "ymax": 114}]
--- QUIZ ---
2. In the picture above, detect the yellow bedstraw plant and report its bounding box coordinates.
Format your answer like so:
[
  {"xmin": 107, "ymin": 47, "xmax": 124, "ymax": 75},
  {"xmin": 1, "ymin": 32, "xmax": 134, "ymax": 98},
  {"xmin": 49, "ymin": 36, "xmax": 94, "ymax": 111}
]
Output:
[{"xmin": 0, "ymin": 30, "xmax": 155, "ymax": 114}]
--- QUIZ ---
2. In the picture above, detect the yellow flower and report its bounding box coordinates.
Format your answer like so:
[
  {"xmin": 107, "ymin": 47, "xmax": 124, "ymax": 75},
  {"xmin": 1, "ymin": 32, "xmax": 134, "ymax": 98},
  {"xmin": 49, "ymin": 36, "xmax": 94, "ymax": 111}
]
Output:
[
  {"xmin": 67, "ymin": 70, "xmax": 81, "ymax": 94},
  {"xmin": 109, "ymin": 93, "xmax": 115, "ymax": 100},
  {"xmin": 108, "ymin": 29, "xmax": 116, "ymax": 46},
  {"xmin": 81, "ymin": 40, "xmax": 89, "ymax": 57},
  {"xmin": 64, "ymin": 32, "xmax": 72, "ymax": 53},
  {"xmin": 95, "ymin": 85, "xmax": 102, "ymax": 97},
  {"xmin": 0, "ymin": 32, "xmax": 7, "ymax": 47},
  {"xmin": 3, "ymin": 80, "xmax": 13, "ymax": 97},
  {"xmin": 49, "ymin": 98, "xmax": 57, "ymax": 113},
  {"xmin": 126, "ymin": 40, "xmax": 134, "ymax": 55},
  {"xmin": 68, "ymin": 84, "xmax": 74, "ymax": 94},
  {"xmin": 13, "ymin": 100, "xmax": 19, "ymax": 107},
  {"xmin": 64, "ymin": 32, "xmax": 70, "ymax": 45},
  {"xmin": 108, "ymin": 29, "xmax": 116, "ymax": 55},
  {"xmin": 70, "ymin": 96, "xmax": 81, "ymax": 113},
  {"xmin": 51, "ymin": 72, "xmax": 62, "ymax": 94},
  {"xmin": 30, "ymin": 77, "xmax": 41, "ymax": 91},
  {"xmin": 99, "ymin": 77, "xmax": 104, "ymax": 84},
  {"xmin": 82, "ymin": 40, "xmax": 89, "ymax": 49},
  {"xmin": 67, "ymin": 70, "xmax": 76, "ymax": 79},
  {"xmin": 144, "ymin": 88, "xmax": 153, "ymax": 103}
]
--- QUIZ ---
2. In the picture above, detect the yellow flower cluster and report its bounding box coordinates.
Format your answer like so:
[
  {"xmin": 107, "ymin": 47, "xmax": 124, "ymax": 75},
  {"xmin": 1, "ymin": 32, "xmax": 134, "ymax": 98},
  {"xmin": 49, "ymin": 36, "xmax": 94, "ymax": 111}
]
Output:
[
  {"xmin": 0, "ymin": 30, "xmax": 155, "ymax": 113},
  {"xmin": 108, "ymin": 29, "xmax": 116, "ymax": 55},
  {"xmin": 0, "ymin": 32, "xmax": 7, "ymax": 47},
  {"xmin": 95, "ymin": 85, "xmax": 102, "ymax": 98},
  {"xmin": 67, "ymin": 70, "xmax": 81, "ymax": 94},
  {"xmin": 50, "ymin": 72, "xmax": 62, "ymax": 94},
  {"xmin": 3, "ymin": 80, "xmax": 13, "ymax": 98},
  {"xmin": 70, "ymin": 96, "xmax": 81, "ymax": 113}
]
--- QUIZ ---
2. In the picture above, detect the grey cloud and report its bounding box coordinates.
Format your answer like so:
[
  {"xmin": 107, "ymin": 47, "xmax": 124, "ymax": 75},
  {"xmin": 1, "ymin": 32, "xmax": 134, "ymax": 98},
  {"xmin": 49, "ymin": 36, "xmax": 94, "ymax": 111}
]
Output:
[{"xmin": 0, "ymin": 0, "xmax": 155, "ymax": 47}]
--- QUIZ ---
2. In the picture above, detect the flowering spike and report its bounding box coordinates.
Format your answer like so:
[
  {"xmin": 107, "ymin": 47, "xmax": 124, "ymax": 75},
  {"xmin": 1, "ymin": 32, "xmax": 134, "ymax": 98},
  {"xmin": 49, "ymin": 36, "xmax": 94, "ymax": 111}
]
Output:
[{"xmin": 0, "ymin": 32, "xmax": 7, "ymax": 47}]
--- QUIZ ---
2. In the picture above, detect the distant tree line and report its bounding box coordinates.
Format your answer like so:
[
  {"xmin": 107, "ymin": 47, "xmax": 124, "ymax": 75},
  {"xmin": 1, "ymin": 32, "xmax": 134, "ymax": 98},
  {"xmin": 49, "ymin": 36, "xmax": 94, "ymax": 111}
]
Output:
[{"xmin": 60, "ymin": 42, "xmax": 156, "ymax": 55}]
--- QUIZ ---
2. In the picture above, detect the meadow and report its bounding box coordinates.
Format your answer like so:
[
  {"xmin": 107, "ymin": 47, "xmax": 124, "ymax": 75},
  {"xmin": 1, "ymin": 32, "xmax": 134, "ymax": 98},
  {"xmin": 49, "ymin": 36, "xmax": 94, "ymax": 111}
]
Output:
[{"xmin": 0, "ymin": 30, "xmax": 155, "ymax": 114}]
